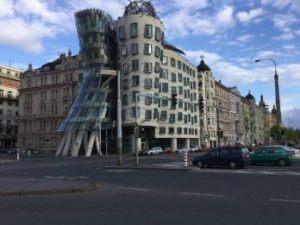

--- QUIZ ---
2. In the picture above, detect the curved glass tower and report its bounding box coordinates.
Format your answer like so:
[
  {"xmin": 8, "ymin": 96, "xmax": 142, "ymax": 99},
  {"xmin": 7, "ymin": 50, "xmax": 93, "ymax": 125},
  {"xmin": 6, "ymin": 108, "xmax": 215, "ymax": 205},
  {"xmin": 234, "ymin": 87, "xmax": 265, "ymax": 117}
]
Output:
[{"xmin": 56, "ymin": 9, "xmax": 117, "ymax": 157}]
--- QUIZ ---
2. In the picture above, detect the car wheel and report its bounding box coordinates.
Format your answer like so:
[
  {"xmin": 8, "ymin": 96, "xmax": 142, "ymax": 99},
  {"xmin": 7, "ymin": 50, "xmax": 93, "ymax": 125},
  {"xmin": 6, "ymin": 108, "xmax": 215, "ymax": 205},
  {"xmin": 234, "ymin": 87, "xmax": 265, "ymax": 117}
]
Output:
[
  {"xmin": 229, "ymin": 161, "xmax": 237, "ymax": 169},
  {"xmin": 197, "ymin": 161, "xmax": 204, "ymax": 168},
  {"xmin": 278, "ymin": 159, "xmax": 287, "ymax": 166}
]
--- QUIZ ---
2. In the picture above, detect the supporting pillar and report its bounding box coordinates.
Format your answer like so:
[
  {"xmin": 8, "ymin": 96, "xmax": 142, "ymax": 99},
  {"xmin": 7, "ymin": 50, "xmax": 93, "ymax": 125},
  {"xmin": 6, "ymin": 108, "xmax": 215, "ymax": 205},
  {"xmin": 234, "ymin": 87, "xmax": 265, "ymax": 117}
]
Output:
[
  {"xmin": 171, "ymin": 138, "xmax": 177, "ymax": 153},
  {"xmin": 185, "ymin": 138, "xmax": 190, "ymax": 148}
]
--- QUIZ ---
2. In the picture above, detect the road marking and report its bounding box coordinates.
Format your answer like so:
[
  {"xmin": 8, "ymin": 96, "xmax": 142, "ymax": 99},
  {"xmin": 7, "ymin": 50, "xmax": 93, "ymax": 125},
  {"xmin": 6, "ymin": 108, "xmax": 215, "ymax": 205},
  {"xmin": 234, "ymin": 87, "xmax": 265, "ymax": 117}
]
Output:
[
  {"xmin": 181, "ymin": 192, "xmax": 223, "ymax": 198},
  {"xmin": 103, "ymin": 169, "xmax": 133, "ymax": 173},
  {"xmin": 43, "ymin": 176, "xmax": 75, "ymax": 181},
  {"xmin": 118, "ymin": 186, "xmax": 148, "ymax": 192},
  {"xmin": 270, "ymin": 198, "xmax": 300, "ymax": 204}
]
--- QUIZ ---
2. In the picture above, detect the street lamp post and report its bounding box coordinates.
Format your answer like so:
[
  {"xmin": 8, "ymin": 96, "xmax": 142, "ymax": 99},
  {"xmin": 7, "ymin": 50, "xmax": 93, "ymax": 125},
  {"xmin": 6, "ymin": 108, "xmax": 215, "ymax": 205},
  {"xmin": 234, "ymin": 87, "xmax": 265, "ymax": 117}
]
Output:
[{"xmin": 255, "ymin": 58, "xmax": 282, "ymax": 143}]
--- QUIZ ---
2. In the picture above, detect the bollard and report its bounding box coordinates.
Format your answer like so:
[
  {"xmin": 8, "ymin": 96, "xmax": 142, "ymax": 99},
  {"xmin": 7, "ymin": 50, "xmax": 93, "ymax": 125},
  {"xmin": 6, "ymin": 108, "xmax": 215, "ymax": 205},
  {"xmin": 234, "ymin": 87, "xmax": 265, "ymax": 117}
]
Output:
[
  {"xmin": 183, "ymin": 152, "xmax": 188, "ymax": 168},
  {"xmin": 16, "ymin": 150, "xmax": 20, "ymax": 161}
]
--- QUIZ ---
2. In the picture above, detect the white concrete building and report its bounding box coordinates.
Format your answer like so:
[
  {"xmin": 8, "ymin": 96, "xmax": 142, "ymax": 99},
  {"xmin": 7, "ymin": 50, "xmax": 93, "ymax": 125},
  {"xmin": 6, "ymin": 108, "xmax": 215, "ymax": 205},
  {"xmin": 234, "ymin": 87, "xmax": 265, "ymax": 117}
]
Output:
[{"xmin": 116, "ymin": 1, "xmax": 199, "ymax": 152}]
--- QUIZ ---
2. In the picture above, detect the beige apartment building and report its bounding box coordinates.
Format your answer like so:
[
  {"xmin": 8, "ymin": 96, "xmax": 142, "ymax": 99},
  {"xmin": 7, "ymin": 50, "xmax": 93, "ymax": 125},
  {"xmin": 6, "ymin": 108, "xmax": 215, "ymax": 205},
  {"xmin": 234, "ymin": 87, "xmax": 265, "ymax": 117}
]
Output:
[
  {"xmin": 17, "ymin": 52, "xmax": 81, "ymax": 152},
  {"xmin": 214, "ymin": 80, "xmax": 231, "ymax": 146},
  {"xmin": 197, "ymin": 57, "xmax": 217, "ymax": 148},
  {"xmin": 0, "ymin": 65, "xmax": 21, "ymax": 149}
]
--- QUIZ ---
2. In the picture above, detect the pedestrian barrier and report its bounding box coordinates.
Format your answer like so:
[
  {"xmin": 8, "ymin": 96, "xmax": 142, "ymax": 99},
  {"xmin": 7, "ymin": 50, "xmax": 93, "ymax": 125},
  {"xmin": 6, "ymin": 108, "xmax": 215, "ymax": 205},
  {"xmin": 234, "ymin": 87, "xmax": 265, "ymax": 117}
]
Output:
[{"xmin": 182, "ymin": 152, "xmax": 188, "ymax": 168}]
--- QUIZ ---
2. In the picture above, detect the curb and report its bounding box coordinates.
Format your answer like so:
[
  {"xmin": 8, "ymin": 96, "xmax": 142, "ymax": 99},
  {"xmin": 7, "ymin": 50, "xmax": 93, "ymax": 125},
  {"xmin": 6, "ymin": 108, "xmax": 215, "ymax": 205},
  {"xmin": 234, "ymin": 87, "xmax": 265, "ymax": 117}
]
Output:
[
  {"xmin": 104, "ymin": 166, "xmax": 194, "ymax": 171},
  {"xmin": 0, "ymin": 183, "xmax": 104, "ymax": 197}
]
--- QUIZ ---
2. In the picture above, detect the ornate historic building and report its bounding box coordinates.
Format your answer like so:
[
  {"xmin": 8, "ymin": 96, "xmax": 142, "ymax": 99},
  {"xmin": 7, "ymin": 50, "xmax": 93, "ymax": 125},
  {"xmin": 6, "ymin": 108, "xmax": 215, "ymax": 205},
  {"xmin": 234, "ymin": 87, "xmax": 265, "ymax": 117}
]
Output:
[
  {"xmin": 197, "ymin": 57, "xmax": 217, "ymax": 148},
  {"xmin": 0, "ymin": 65, "xmax": 21, "ymax": 148},
  {"xmin": 228, "ymin": 86, "xmax": 243, "ymax": 145},
  {"xmin": 214, "ymin": 80, "xmax": 231, "ymax": 146},
  {"xmin": 17, "ymin": 52, "xmax": 81, "ymax": 152}
]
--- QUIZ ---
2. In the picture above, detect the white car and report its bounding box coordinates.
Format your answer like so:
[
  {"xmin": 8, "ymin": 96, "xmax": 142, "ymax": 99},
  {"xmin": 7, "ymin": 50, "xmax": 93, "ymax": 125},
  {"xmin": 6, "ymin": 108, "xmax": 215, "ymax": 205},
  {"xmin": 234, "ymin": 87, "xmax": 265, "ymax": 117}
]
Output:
[
  {"xmin": 175, "ymin": 147, "xmax": 190, "ymax": 154},
  {"xmin": 144, "ymin": 147, "xmax": 163, "ymax": 155}
]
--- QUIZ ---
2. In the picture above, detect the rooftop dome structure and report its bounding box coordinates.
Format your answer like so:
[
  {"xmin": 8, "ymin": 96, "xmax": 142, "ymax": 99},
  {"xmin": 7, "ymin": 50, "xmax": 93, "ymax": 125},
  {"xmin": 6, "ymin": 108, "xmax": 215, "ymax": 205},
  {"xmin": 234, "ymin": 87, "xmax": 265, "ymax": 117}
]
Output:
[
  {"xmin": 271, "ymin": 105, "xmax": 277, "ymax": 114},
  {"xmin": 259, "ymin": 94, "xmax": 266, "ymax": 107},
  {"xmin": 245, "ymin": 91, "xmax": 255, "ymax": 102},
  {"xmin": 124, "ymin": 0, "xmax": 157, "ymax": 18},
  {"xmin": 197, "ymin": 56, "xmax": 211, "ymax": 72}
]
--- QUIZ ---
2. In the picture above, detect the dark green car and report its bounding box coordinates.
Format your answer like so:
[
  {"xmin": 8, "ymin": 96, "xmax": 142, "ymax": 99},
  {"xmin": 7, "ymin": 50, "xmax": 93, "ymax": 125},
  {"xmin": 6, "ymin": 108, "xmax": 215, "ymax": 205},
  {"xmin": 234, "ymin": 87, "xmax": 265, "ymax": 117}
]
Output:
[{"xmin": 250, "ymin": 145, "xmax": 296, "ymax": 166}]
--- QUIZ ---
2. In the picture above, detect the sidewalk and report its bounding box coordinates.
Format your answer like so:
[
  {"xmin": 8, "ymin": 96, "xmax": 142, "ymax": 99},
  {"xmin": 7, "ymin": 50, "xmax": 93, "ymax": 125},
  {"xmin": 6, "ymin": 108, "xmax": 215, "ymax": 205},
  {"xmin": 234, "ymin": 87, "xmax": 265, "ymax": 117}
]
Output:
[{"xmin": 0, "ymin": 177, "xmax": 103, "ymax": 197}]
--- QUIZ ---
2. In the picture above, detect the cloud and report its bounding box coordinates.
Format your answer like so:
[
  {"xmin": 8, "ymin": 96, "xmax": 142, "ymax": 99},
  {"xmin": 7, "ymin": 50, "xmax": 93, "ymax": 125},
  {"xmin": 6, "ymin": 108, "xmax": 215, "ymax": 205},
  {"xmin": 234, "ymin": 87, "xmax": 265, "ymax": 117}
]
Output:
[
  {"xmin": 236, "ymin": 34, "xmax": 253, "ymax": 43},
  {"xmin": 236, "ymin": 8, "xmax": 265, "ymax": 24},
  {"xmin": 282, "ymin": 108, "xmax": 300, "ymax": 129},
  {"xmin": 261, "ymin": 0, "xmax": 300, "ymax": 12},
  {"xmin": 255, "ymin": 50, "xmax": 282, "ymax": 59},
  {"xmin": 0, "ymin": 0, "xmax": 14, "ymax": 18},
  {"xmin": 162, "ymin": 5, "xmax": 235, "ymax": 38},
  {"xmin": 272, "ymin": 32, "xmax": 295, "ymax": 41},
  {"xmin": 272, "ymin": 14, "xmax": 298, "ymax": 32}
]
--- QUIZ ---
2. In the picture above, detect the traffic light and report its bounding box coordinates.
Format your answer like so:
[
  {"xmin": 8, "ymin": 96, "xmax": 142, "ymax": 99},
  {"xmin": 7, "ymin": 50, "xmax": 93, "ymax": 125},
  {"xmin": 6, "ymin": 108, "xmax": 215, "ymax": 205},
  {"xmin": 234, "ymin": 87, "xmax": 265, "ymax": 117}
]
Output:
[
  {"xmin": 199, "ymin": 96, "xmax": 204, "ymax": 113},
  {"xmin": 139, "ymin": 127, "xmax": 145, "ymax": 138},
  {"xmin": 171, "ymin": 94, "xmax": 178, "ymax": 106}
]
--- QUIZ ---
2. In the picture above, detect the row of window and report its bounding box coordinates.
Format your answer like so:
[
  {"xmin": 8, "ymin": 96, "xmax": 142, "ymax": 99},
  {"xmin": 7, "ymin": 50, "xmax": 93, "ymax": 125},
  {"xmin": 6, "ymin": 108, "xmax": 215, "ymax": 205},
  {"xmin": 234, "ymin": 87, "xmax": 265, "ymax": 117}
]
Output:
[
  {"xmin": 162, "ymin": 56, "xmax": 196, "ymax": 78},
  {"xmin": 119, "ymin": 23, "xmax": 164, "ymax": 42},
  {"xmin": 0, "ymin": 109, "xmax": 18, "ymax": 117},
  {"xmin": 121, "ymin": 43, "xmax": 163, "ymax": 60},
  {"xmin": 159, "ymin": 127, "xmax": 198, "ymax": 135},
  {"xmin": 121, "ymin": 106, "xmax": 198, "ymax": 123}
]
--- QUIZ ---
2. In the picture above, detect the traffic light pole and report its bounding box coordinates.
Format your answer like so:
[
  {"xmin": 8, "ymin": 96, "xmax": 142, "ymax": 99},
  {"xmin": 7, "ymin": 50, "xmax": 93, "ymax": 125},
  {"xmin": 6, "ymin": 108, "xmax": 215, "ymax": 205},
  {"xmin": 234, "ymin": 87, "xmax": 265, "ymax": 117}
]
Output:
[
  {"xmin": 135, "ymin": 93, "xmax": 139, "ymax": 167},
  {"xmin": 216, "ymin": 105, "xmax": 221, "ymax": 148}
]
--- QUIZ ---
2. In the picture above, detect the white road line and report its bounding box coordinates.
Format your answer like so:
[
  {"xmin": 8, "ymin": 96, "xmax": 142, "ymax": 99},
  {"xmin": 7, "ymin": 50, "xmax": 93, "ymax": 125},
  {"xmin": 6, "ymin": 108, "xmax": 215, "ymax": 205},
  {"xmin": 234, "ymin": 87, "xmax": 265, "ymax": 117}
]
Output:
[
  {"xmin": 270, "ymin": 198, "xmax": 300, "ymax": 204},
  {"xmin": 118, "ymin": 186, "xmax": 149, "ymax": 192},
  {"xmin": 182, "ymin": 192, "xmax": 223, "ymax": 198}
]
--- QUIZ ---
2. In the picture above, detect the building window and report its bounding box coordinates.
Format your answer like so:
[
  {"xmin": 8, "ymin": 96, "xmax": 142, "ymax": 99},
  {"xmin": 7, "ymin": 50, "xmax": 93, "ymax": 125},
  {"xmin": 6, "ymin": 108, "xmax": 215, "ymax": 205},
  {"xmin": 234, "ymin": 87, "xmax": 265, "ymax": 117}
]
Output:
[
  {"xmin": 169, "ymin": 127, "xmax": 174, "ymax": 134},
  {"xmin": 130, "ymin": 23, "xmax": 138, "ymax": 37},
  {"xmin": 121, "ymin": 45, "xmax": 127, "ymax": 56},
  {"xmin": 155, "ymin": 46, "xmax": 160, "ymax": 58},
  {"xmin": 160, "ymin": 69, "xmax": 168, "ymax": 79},
  {"xmin": 145, "ymin": 96, "xmax": 152, "ymax": 105},
  {"xmin": 177, "ymin": 60, "xmax": 182, "ymax": 69},
  {"xmin": 159, "ymin": 127, "xmax": 166, "ymax": 134},
  {"xmin": 178, "ymin": 73, "xmax": 182, "ymax": 82},
  {"xmin": 145, "ymin": 110, "xmax": 152, "ymax": 120},
  {"xmin": 144, "ymin": 78, "xmax": 152, "ymax": 89},
  {"xmin": 171, "ymin": 58, "xmax": 176, "ymax": 67},
  {"xmin": 144, "ymin": 24, "xmax": 152, "ymax": 38},
  {"xmin": 171, "ymin": 73, "xmax": 176, "ymax": 82},
  {"xmin": 144, "ymin": 62, "xmax": 152, "ymax": 73},
  {"xmin": 178, "ymin": 112, "xmax": 183, "ymax": 121},
  {"xmin": 171, "ymin": 86, "xmax": 177, "ymax": 95},
  {"xmin": 162, "ymin": 83, "xmax": 168, "ymax": 93},
  {"xmin": 177, "ymin": 127, "xmax": 182, "ymax": 134},
  {"xmin": 132, "ymin": 76, "xmax": 139, "ymax": 87},
  {"xmin": 162, "ymin": 56, "xmax": 168, "ymax": 65},
  {"xmin": 119, "ymin": 26, "xmax": 125, "ymax": 40},
  {"xmin": 122, "ymin": 63, "xmax": 129, "ymax": 75},
  {"xmin": 160, "ymin": 97, "xmax": 167, "ymax": 107},
  {"xmin": 144, "ymin": 43, "xmax": 152, "ymax": 55},
  {"xmin": 161, "ymin": 111, "xmax": 167, "ymax": 121},
  {"xmin": 155, "ymin": 27, "xmax": 161, "ymax": 41},
  {"xmin": 132, "ymin": 59, "xmax": 139, "ymax": 71},
  {"xmin": 169, "ymin": 114, "xmax": 175, "ymax": 123},
  {"xmin": 132, "ymin": 91, "xmax": 139, "ymax": 102},
  {"xmin": 179, "ymin": 86, "xmax": 183, "ymax": 95},
  {"xmin": 154, "ymin": 62, "xmax": 160, "ymax": 73},
  {"xmin": 131, "ymin": 43, "xmax": 139, "ymax": 55}
]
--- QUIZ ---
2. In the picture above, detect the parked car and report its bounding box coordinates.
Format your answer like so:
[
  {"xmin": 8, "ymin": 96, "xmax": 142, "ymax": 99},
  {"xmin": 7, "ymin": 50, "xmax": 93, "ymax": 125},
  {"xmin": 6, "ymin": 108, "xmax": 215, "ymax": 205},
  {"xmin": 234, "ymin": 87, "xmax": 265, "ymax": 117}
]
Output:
[
  {"xmin": 250, "ymin": 145, "xmax": 296, "ymax": 166},
  {"xmin": 163, "ymin": 147, "xmax": 173, "ymax": 155},
  {"xmin": 189, "ymin": 146, "xmax": 202, "ymax": 152},
  {"xmin": 174, "ymin": 147, "xmax": 190, "ymax": 154},
  {"xmin": 192, "ymin": 146, "xmax": 251, "ymax": 169},
  {"xmin": 140, "ymin": 147, "xmax": 163, "ymax": 156}
]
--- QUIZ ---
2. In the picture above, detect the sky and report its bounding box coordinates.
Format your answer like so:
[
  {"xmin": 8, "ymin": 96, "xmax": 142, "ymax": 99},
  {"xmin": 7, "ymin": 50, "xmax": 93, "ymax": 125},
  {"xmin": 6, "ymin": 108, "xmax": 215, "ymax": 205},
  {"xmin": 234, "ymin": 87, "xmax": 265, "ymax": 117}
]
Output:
[{"xmin": 0, "ymin": 0, "xmax": 300, "ymax": 128}]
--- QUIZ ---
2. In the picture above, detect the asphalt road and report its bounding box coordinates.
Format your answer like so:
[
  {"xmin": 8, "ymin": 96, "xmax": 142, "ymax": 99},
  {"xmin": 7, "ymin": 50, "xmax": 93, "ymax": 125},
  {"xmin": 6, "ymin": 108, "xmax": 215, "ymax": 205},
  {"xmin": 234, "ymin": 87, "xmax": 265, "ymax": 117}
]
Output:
[{"xmin": 1, "ymin": 154, "xmax": 300, "ymax": 225}]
